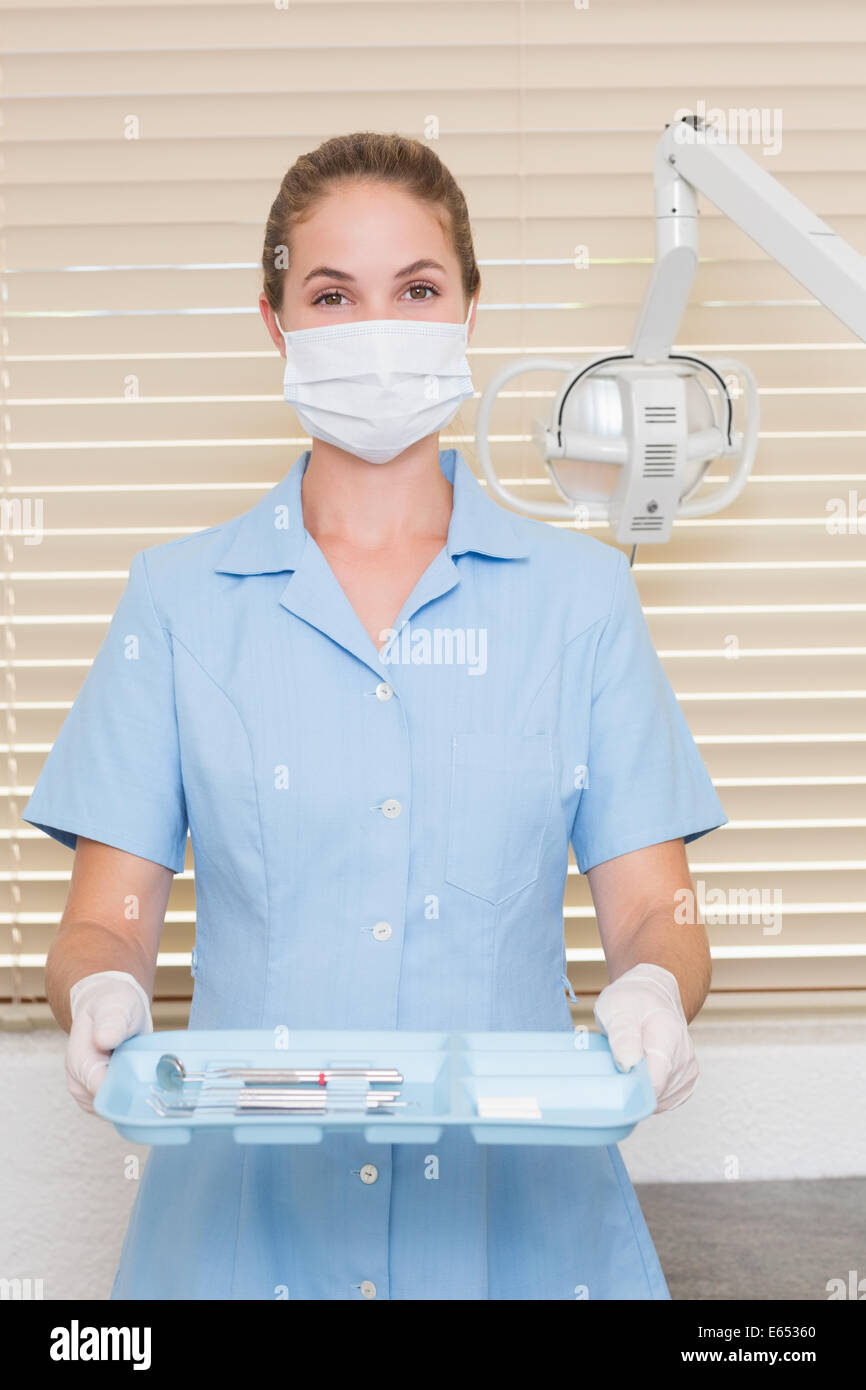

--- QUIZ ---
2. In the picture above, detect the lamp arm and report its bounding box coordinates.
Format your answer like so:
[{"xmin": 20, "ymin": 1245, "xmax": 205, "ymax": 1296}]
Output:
[{"xmin": 632, "ymin": 118, "xmax": 866, "ymax": 363}]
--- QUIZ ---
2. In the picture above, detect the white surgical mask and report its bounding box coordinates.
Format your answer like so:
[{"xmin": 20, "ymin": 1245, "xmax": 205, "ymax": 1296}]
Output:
[{"xmin": 275, "ymin": 295, "xmax": 476, "ymax": 464}]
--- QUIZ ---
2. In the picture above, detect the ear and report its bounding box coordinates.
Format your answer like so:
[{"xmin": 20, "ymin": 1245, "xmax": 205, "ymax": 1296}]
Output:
[
  {"xmin": 467, "ymin": 281, "xmax": 481, "ymax": 341},
  {"xmin": 259, "ymin": 293, "xmax": 286, "ymax": 357}
]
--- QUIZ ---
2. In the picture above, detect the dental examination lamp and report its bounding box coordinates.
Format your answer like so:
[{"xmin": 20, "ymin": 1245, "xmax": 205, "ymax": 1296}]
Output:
[{"xmin": 476, "ymin": 115, "xmax": 866, "ymax": 548}]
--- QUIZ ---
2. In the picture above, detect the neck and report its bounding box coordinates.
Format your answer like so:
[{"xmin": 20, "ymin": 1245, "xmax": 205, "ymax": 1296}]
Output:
[{"xmin": 300, "ymin": 439, "xmax": 454, "ymax": 551}]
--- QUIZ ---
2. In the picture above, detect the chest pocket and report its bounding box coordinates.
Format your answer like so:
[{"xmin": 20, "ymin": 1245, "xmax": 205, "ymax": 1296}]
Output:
[{"xmin": 444, "ymin": 732, "xmax": 555, "ymax": 906}]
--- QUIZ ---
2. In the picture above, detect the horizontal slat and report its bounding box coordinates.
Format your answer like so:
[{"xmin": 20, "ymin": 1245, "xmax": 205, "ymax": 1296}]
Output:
[
  {"xmin": 566, "ymin": 867, "xmax": 866, "ymax": 907},
  {"xmin": 566, "ymin": 920, "xmax": 866, "ymax": 955},
  {"xmin": 7, "ymin": 928, "xmax": 866, "ymax": 957},
  {"xmin": 561, "ymin": 957, "xmax": 866, "ymax": 993},
  {"xmin": 13, "ymin": 822, "xmax": 866, "ymax": 866},
  {"xmin": 264, "ymin": 956, "xmax": 857, "ymax": 995},
  {"xmin": 15, "ymin": 698, "xmax": 860, "ymax": 742},
  {"xmin": 5, "ymin": 955, "xmax": 866, "ymax": 1005},
  {"xmin": 250, "ymin": 960, "xmax": 848, "ymax": 996},
  {"xmin": 3, "ymin": 471, "xmax": 864, "ymax": 573},
  {"xmin": 8, "ymin": 392, "xmax": 866, "ymax": 446},
  {"xmin": 5, "ymin": 858, "xmax": 853, "ymax": 893},
  {"xmin": 4, "ymin": 0, "xmax": 866, "ymax": 49},
  {"xmin": 7, "ymin": 770, "xmax": 865, "ymax": 824},
  {"xmin": 2, "ymin": 457, "xmax": 866, "ymax": 524},
  {"xmin": 6, "ymin": 702, "xmax": 866, "ymax": 748},
  {"xmin": 1, "ymin": 460, "xmax": 865, "ymax": 494},
  {"xmin": 3, "ymin": 608, "xmax": 866, "ymax": 665},
  {"xmin": 7, "ymin": 588, "xmax": 866, "ymax": 657},
  {"xmin": 6, "ymin": 215, "xmax": 866, "ymax": 277},
  {"xmin": 0, "ymin": 516, "xmax": 860, "ymax": 572},
  {"xmin": 0, "ymin": 533, "xmax": 862, "ymax": 603},
  {"xmin": 8, "ymin": 129, "xmax": 866, "ymax": 190},
  {"xmin": 11, "ymin": 744, "xmax": 866, "ymax": 797},
  {"xmin": 7, "ymin": 874, "xmax": 864, "ymax": 924},
  {"xmin": 6, "ymin": 378, "xmax": 866, "ymax": 440},
  {"xmin": 6, "ymin": 87, "xmax": 866, "ymax": 150},
  {"xmin": 6, "ymin": 174, "xmax": 866, "ymax": 233},
  {"xmin": 13, "ymin": 256, "xmax": 866, "ymax": 313},
  {"xmin": 4, "ymin": 38, "xmax": 866, "ymax": 99},
  {"xmin": 0, "ymin": 0, "xmax": 861, "ymax": 31},
  {"xmin": 6, "ymin": 304, "xmax": 865, "ymax": 356},
  {"xmin": 5, "ymin": 863, "xmax": 858, "ymax": 897}
]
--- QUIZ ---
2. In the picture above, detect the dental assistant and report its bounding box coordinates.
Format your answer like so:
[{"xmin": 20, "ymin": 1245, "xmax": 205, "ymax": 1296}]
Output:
[{"xmin": 24, "ymin": 131, "xmax": 726, "ymax": 1300}]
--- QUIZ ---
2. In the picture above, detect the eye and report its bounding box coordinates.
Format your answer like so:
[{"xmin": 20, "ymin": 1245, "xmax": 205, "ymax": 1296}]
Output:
[
  {"xmin": 310, "ymin": 289, "xmax": 350, "ymax": 307},
  {"xmin": 404, "ymin": 280, "xmax": 441, "ymax": 301}
]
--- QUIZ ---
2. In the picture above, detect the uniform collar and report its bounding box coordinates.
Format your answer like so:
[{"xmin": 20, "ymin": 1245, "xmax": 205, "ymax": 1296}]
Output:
[{"xmin": 213, "ymin": 448, "xmax": 529, "ymax": 576}]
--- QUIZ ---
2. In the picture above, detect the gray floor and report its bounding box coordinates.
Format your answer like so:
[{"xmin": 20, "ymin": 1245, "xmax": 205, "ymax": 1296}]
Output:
[{"xmin": 636, "ymin": 1178, "xmax": 866, "ymax": 1300}]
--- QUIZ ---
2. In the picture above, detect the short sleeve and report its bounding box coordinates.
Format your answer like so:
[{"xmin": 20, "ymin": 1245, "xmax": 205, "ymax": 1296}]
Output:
[
  {"xmin": 570, "ymin": 550, "xmax": 727, "ymax": 874},
  {"xmin": 22, "ymin": 549, "xmax": 189, "ymax": 873}
]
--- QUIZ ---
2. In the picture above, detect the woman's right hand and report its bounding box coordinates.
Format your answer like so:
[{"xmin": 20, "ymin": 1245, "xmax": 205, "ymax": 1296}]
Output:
[{"xmin": 67, "ymin": 970, "xmax": 153, "ymax": 1113}]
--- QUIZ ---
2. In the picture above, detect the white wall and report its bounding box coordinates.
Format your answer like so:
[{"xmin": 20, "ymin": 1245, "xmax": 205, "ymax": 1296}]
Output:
[{"xmin": 1, "ymin": 1015, "xmax": 864, "ymax": 1301}]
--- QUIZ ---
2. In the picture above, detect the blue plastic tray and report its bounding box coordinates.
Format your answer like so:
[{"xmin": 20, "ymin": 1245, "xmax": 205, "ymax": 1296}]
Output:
[{"xmin": 95, "ymin": 1029, "xmax": 657, "ymax": 1147}]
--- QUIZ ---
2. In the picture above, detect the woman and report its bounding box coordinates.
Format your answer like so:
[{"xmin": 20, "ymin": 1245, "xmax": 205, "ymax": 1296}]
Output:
[{"xmin": 24, "ymin": 132, "xmax": 726, "ymax": 1300}]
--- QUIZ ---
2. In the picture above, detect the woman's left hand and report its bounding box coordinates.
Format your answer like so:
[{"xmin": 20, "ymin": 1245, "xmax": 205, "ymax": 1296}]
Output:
[{"xmin": 593, "ymin": 962, "xmax": 699, "ymax": 1112}]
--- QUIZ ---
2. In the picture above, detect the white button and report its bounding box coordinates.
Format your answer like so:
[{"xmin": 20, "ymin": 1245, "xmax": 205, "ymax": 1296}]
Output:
[
  {"xmin": 360, "ymin": 1279, "xmax": 377, "ymax": 1299},
  {"xmin": 375, "ymin": 682, "xmax": 393, "ymax": 701},
  {"xmin": 359, "ymin": 1163, "xmax": 379, "ymax": 1184},
  {"xmin": 372, "ymin": 921, "xmax": 392, "ymax": 941},
  {"xmin": 381, "ymin": 799, "xmax": 401, "ymax": 818}
]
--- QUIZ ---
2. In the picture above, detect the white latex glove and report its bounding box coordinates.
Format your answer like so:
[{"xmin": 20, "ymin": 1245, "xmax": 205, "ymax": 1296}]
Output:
[
  {"xmin": 593, "ymin": 962, "xmax": 698, "ymax": 1112},
  {"xmin": 67, "ymin": 970, "xmax": 153, "ymax": 1114}
]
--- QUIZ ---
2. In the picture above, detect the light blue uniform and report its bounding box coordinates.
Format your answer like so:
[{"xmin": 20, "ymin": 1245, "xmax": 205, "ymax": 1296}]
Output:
[{"xmin": 24, "ymin": 447, "xmax": 727, "ymax": 1300}]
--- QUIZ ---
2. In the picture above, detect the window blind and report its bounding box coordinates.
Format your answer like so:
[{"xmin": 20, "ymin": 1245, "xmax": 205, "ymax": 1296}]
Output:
[{"xmin": 2, "ymin": 0, "xmax": 864, "ymax": 1012}]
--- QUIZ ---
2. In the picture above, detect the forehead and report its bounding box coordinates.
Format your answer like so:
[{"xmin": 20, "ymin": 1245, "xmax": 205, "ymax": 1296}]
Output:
[{"xmin": 291, "ymin": 181, "xmax": 454, "ymax": 273}]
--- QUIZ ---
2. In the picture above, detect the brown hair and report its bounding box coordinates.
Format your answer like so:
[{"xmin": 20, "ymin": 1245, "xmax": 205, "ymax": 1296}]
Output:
[{"xmin": 261, "ymin": 131, "xmax": 481, "ymax": 316}]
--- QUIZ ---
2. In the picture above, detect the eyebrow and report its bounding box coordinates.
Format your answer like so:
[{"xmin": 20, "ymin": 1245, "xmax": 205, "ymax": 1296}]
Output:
[{"xmin": 302, "ymin": 258, "xmax": 447, "ymax": 285}]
